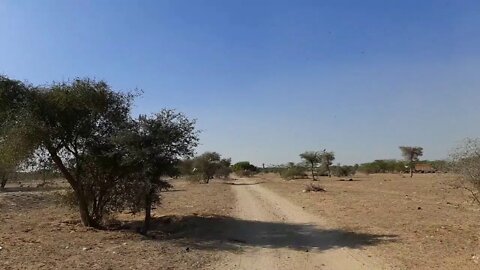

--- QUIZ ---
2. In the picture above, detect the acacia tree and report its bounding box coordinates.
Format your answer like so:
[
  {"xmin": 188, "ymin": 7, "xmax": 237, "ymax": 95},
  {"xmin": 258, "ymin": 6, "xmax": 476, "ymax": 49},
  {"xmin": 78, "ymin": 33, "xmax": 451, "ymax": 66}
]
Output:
[
  {"xmin": 300, "ymin": 151, "xmax": 321, "ymax": 180},
  {"xmin": 118, "ymin": 110, "xmax": 198, "ymax": 234},
  {"xmin": 399, "ymin": 146, "xmax": 423, "ymax": 177},
  {"xmin": 320, "ymin": 150, "xmax": 335, "ymax": 177},
  {"xmin": 0, "ymin": 76, "xmax": 134, "ymax": 227}
]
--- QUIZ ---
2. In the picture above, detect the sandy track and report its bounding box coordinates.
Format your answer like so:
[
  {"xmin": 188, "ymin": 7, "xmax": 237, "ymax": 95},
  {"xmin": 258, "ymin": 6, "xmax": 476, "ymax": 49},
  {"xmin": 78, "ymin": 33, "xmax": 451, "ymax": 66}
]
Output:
[{"xmin": 215, "ymin": 179, "xmax": 389, "ymax": 270}]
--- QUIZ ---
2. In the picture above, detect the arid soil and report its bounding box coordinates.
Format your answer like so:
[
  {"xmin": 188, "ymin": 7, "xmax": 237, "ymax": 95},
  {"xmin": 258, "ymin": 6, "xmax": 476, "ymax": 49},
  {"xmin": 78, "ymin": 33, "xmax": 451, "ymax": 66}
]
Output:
[
  {"xmin": 1, "ymin": 173, "xmax": 479, "ymax": 269},
  {"xmin": 259, "ymin": 173, "xmax": 480, "ymax": 270},
  {"xmin": 213, "ymin": 179, "xmax": 389, "ymax": 269},
  {"xmin": 0, "ymin": 179, "xmax": 235, "ymax": 270}
]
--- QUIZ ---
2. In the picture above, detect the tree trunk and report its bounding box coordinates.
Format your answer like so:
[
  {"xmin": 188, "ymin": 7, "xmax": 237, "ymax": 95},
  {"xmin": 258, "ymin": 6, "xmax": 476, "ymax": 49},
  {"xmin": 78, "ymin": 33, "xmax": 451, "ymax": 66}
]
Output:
[
  {"xmin": 311, "ymin": 163, "xmax": 316, "ymax": 181},
  {"xmin": 141, "ymin": 191, "xmax": 153, "ymax": 235},
  {"xmin": 410, "ymin": 167, "xmax": 413, "ymax": 178},
  {"xmin": 327, "ymin": 165, "xmax": 331, "ymax": 178},
  {"xmin": 0, "ymin": 174, "xmax": 7, "ymax": 190},
  {"xmin": 47, "ymin": 147, "xmax": 97, "ymax": 227},
  {"xmin": 77, "ymin": 191, "xmax": 97, "ymax": 227}
]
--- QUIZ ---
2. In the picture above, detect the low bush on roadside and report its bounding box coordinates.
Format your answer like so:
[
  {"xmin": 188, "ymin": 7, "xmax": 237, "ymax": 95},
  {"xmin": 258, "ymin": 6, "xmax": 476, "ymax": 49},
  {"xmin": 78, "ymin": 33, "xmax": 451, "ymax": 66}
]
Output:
[{"xmin": 280, "ymin": 163, "xmax": 307, "ymax": 180}]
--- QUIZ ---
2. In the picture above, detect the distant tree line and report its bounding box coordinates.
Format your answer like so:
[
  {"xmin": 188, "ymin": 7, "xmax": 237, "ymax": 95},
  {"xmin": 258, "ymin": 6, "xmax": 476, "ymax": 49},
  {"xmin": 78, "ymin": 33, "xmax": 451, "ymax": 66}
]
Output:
[
  {"xmin": 357, "ymin": 159, "xmax": 448, "ymax": 174},
  {"xmin": 178, "ymin": 153, "xmax": 258, "ymax": 182},
  {"xmin": 265, "ymin": 145, "xmax": 449, "ymax": 181}
]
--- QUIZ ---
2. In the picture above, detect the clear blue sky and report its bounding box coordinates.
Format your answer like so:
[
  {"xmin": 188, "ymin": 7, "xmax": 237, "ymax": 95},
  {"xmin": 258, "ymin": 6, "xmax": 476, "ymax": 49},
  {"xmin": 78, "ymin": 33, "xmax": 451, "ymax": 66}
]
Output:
[{"xmin": 1, "ymin": 0, "xmax": 480, "ymax": 165}]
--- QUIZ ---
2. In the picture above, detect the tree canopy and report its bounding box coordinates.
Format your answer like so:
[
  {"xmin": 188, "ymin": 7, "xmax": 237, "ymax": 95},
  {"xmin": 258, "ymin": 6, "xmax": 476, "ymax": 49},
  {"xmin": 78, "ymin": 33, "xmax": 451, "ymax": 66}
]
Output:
[
  {"xmin": 399, "ymin": 146, "xmax": 423, "ymax": 177},
  {"xmin": 299, "ymin": 151, "xmax": 321, "ymax": 180},
  {"xmin": 320, "ymin": 150, "xmax": 335, "ymax": 177},
  {"xmin": 0, "ymin": 76, "xmax": 199, "ymax": 230}
]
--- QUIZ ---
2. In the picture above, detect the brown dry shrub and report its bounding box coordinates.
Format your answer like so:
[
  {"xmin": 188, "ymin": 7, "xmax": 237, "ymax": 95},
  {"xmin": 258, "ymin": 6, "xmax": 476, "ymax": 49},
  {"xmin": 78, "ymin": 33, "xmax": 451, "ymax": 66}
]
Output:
[{"xmin": 304, "ymin": 183, "xmax": 326, "ymax": 193}]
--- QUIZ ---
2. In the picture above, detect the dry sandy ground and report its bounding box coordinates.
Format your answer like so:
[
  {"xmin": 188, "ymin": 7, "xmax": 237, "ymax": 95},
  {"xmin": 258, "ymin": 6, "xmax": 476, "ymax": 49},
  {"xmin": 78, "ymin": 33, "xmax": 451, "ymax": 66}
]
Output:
[
  {"xmin": 213, "ymin": 179, "xmax": 389, "ymax": 270},
  {"xmin": 1, "ymin": 173, "xmax": 479, "ymax": 269},
  {"xmin": 0, "ymin": 180, "xmax": 235, "ymax": 270},
  {"xmin": 258, "ymin": 173, "xmax": 480, "ymax": 270}
]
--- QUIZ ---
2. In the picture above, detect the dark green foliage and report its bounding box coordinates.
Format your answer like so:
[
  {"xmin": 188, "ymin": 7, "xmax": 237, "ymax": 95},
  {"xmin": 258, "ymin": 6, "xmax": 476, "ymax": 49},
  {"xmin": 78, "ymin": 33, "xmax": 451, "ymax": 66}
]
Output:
[
  {"xmin": 178, "ymin": 158, "xmax": 195, "ymax": 176},
  {"xmin": 116, "ymin": 110, "xmax": 198, "ymax": 234},
  {"xmin": 1, "ymin": 76, "xmax": 199, "ymax": 232},
  {"xmin": 0, "ymin": 76, "xmax": 35, "ymax": 189},
  {"xmin": 399, "ymin": 146, "xmax": 424, "ymax": 177},
  {"xmin": 194, "ymin": 152, "xmax": 221, "ymax": 183},
  {"xmin": 232, "ymin": 161, "xmax": 257, "ymax": 177},
  {"xmin": 232, "ymin": 161, "xmax": 256, "ymax": 172},
  {"xmin": 0, "ymin": 168, "xmax": 8, "ymax": 190},
  {"xmin": 1, "ymin": 77, "xmax": 134, "ymax": 227},
  {"xmin": 358, "ymin": 160, "xmax": 407, "ymax": 174},
  {"xmin": 215, "ymin": 158, "xmax": 232, "ymax": 179}
]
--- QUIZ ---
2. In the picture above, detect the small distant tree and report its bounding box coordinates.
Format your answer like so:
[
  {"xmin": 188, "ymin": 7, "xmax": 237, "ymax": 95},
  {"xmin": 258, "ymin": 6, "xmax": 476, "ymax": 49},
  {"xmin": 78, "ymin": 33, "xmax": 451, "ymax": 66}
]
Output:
[
  {"xmin": 451, "ymin": 138, "xmax": 480, "ymax": 205},
  {"xmin": 399, "ymin": 146, "xmax": 423, "ymax": 177},
  {"xmin": 232, "ymin": 161, "xmax": 257, "ymax": 177},
  {"xmin": 320, "ymin": 150, "xmax": 335, "ymax": 177},
  {"xmin": 299, "ymin": 152, "xmax": 321, "ymax": 180},
  {"xmin": 192, "ymin": 152, "xmax": 222, "ymax": 183}
]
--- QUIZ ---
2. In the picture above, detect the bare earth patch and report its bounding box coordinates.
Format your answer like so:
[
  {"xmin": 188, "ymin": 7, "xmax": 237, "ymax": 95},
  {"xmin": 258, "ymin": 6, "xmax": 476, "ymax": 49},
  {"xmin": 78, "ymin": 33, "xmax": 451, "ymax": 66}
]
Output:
[
  {"xmin": 259, "ymin": 173, "xmax": 480, "ymax": 269},
  {"xmin": 0, "ymin": 179, "xmax": 234, "ymax": 270}
]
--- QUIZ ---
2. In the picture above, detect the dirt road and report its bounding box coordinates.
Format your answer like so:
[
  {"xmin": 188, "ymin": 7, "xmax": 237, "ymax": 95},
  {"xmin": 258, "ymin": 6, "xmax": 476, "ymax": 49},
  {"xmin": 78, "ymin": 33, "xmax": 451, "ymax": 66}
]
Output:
[{"xmin": 215, "ymin": 179, "xmax": 389, "ymax": 270}]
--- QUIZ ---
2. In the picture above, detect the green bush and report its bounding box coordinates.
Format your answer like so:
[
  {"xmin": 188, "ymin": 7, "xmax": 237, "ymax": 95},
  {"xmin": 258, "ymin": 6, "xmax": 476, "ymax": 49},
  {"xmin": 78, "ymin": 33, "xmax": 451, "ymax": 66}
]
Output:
[
  {"xmin": 280, "ymin": 165, "xmax": 307, "ymax": 180},
  {"xmin": 332, "ymin": 165, "xmax": 357, "ymax": 177},
  {"xmin": 232, "ymin": 161, "xmax": 257, "ymax": 177},
  {"xmin": 358, "ymin": 160, "xmax": 406, "ymax": 174}
]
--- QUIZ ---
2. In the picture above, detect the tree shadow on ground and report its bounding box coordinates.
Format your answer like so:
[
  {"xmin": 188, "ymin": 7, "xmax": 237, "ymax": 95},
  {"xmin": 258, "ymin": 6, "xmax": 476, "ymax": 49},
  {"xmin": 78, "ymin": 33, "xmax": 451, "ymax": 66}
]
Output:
[
  {"xmin": 162, "ymin": 189, "xmax": 186, "ymax": 193},
  {"xmin": 125, "ymin": 215, "xmax": 397, "ymax": 252},
  {"xmin": 337, "ymin": 178, "xmax": 361, "ymax": 182},
  {"xmin": 222, "ymin": 182, "xmax": 264, "ymax": 186},
  {"xmin": 0, "ymin": 185, "xmax": 67, "ymax": 193}
]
